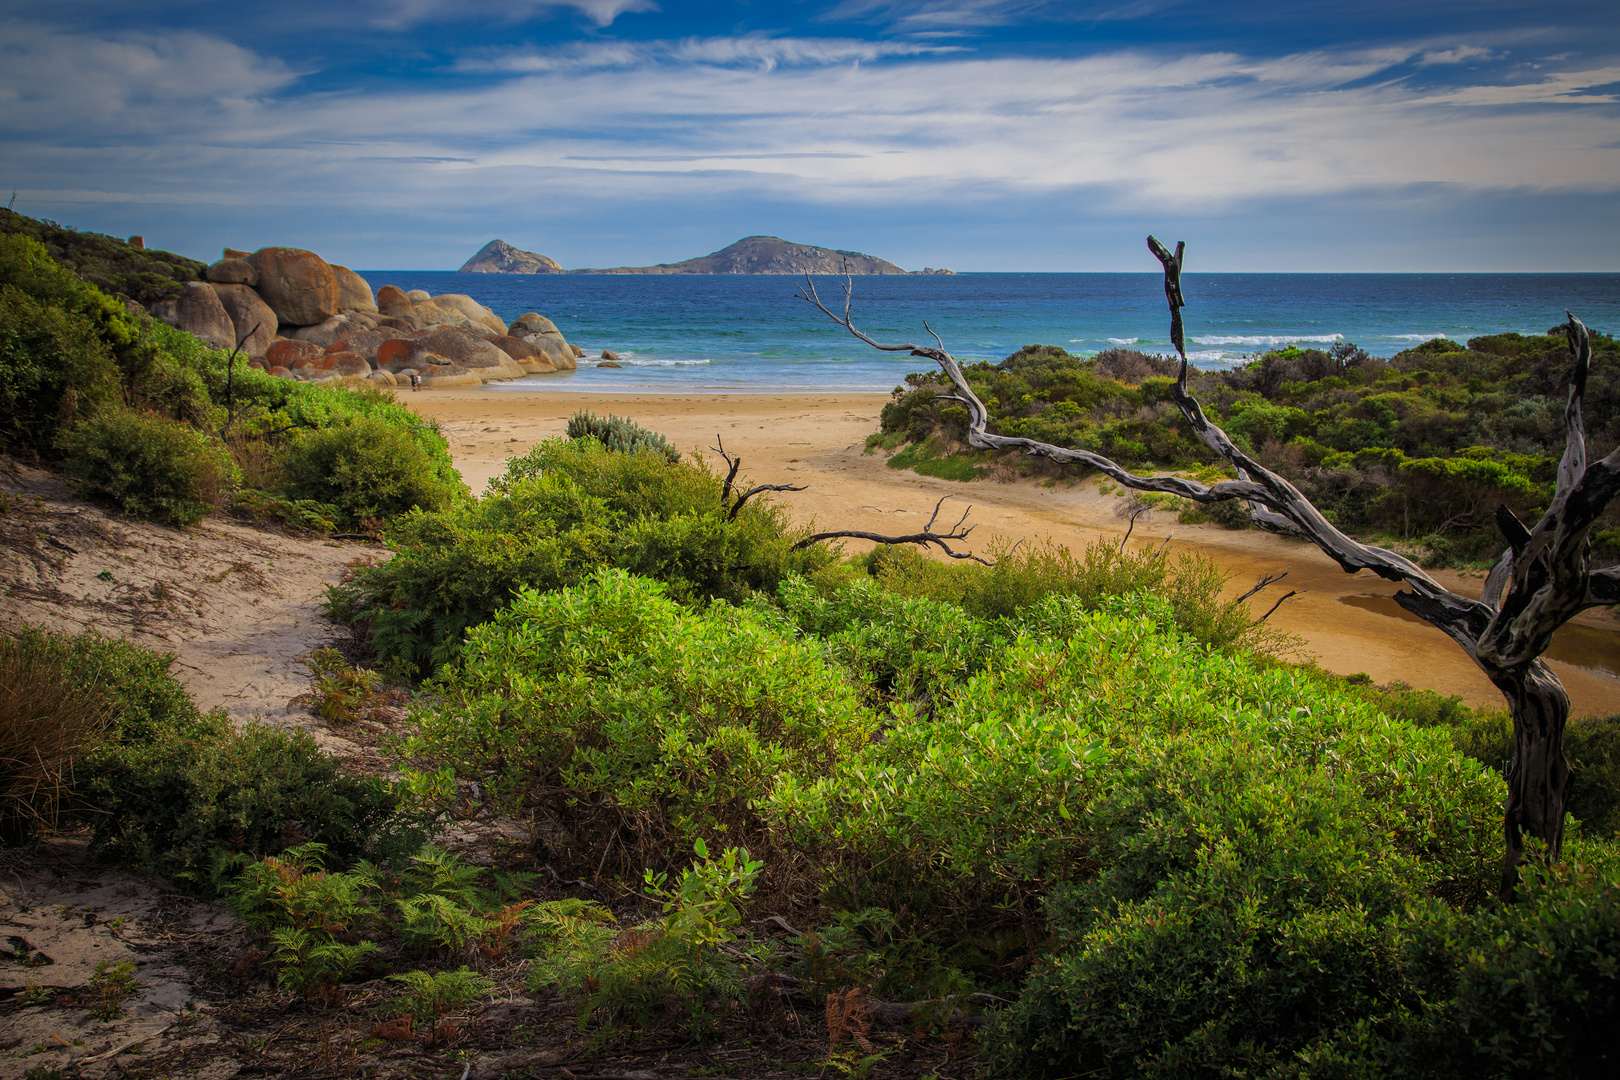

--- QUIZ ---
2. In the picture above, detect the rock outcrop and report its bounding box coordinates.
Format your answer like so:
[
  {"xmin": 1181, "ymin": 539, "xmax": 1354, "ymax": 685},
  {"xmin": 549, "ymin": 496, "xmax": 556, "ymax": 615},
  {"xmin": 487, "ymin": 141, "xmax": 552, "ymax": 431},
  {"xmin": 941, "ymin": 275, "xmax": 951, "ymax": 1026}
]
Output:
[
  {"xmin": 152, "ymin": 244, "xmax": 577, "ymax": 386},
  {"xmin": 205, "ymin": 258, "xmax": 258, "ymax": 286},
  {"xmin": 331, "ymin": 265, "xmax": 378, "ymax": 313},
  {"xmin": 247, "ymin": 248, "xmax": 341, "ymax": 326},
  {"xmin": 163, "ymin": 281, "xmax": 236, "ymax": 351},
  {"xmin": 571, "ymin": 235, "xmax": 911, "ymax": 275},
  {"xmin": 459, "ymin": 239, "xmax": 564, "ymax": 274},
  {"xmin": 210, "ymin": 283, "xmax": 278, "ymax": 356}
]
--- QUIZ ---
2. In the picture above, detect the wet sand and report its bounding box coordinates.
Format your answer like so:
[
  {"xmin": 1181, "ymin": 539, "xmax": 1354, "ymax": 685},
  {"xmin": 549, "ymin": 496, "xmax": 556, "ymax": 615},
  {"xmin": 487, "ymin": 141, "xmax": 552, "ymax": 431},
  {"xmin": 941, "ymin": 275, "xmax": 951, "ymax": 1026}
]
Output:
[{"xmin": 403, "ymin": 387, "xmax": 1620, "ymax": 718}]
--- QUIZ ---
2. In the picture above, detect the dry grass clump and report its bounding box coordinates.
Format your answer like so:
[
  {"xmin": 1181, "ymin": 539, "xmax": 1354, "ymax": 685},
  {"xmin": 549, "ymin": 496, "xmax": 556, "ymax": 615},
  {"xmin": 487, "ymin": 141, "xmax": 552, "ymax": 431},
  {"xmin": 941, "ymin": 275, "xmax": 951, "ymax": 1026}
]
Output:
[{"xmin": 0, "ymin": 631, "xmax": 112, "ymax": 843}]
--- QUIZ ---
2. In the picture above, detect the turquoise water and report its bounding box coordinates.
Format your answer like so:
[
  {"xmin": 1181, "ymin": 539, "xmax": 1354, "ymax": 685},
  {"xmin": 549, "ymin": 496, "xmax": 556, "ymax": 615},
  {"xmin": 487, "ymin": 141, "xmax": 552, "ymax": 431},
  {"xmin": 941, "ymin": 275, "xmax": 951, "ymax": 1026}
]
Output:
[{"xmin": 357, "ymin": 271, "xmax": 1620, "ymax": 394}]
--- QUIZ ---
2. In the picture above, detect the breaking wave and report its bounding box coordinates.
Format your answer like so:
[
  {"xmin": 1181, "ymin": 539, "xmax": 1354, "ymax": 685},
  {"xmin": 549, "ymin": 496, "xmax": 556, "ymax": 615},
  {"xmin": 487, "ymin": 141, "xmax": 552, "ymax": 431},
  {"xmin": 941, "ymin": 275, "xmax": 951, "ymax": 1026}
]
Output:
[{"xmin": 1191, "ymin": 333, "xmax": 1343, "ymax": 346}]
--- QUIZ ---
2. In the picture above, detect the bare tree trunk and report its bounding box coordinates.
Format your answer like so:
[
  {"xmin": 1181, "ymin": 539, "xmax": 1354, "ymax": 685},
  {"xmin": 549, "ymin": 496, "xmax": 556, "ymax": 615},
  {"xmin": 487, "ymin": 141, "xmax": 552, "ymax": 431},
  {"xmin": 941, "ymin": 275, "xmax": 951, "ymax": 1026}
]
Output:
[
  {"xmin": 1497, "ymin": 666, "xmax": 1575, "ymax": 899},
  {"xmin": 799, "ymin": 246, "xmax": 1619, "ymax": 900}
]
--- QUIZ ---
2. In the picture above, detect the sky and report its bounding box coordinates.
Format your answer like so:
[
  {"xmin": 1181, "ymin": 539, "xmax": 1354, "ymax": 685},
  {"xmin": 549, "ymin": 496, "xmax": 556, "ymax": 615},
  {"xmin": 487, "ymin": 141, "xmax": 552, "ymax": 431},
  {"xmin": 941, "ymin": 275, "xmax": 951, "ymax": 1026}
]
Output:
[{"xmin": 2, "ymin": 1, "xmax": 1617, "ymax": 271}]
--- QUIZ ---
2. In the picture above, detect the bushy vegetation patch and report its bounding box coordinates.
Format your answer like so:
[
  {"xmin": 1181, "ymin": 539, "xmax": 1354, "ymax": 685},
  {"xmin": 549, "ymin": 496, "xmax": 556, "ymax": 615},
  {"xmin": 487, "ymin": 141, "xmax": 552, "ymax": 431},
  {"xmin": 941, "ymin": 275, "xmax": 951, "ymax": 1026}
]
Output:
[
  {"xmin": 84, "ymin": 718, "xmax": 424, "ymax": 886},
  {"xmin": 328, "ymin": 438, "xmax": 835, "ymax": 676},
  {"xmin": 567, "ymin": 409, "xmax": 681, "ymax": 463},
  {"xmin": 0, "ymin": 625, "xmax": 425, "ymax": 889},
  {"xmin": 280, "ymin": 414, "xmax": 459, "ymax": 526},
  {"xmin": 403, "ymin": 569, "xmax": 877, "ymax": 883},
  {"xmin": 61, "ymin": 408, "xmax": 234, "ymax": 526},
  {"xmin": 1, "ymin": 207, "xmax": 207, "ymax": 306},
  {"xmin": 879, "ymin": 336, "xmax": 1620, "ymax": 562},
  {"xmin": 0, "ymin": 219, "xmax": 462, "ymax": 530}
]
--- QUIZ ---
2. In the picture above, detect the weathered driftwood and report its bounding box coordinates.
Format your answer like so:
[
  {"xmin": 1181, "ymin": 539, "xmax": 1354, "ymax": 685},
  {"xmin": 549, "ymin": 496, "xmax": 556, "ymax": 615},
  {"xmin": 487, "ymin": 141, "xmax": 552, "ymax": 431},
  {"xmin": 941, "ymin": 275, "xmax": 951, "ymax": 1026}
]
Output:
[{"xmin": 800, "ymin": 245, "xmax": 1619, "ymax": 899}]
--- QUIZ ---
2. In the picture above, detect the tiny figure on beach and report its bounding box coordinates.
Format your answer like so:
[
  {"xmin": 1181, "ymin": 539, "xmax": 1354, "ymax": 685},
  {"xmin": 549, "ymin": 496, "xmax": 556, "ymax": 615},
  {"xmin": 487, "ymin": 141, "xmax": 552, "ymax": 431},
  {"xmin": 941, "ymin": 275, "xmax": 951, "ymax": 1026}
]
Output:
[{"xmin": 410, "ymin": 372, "xmax": 422, "ymax": 391}]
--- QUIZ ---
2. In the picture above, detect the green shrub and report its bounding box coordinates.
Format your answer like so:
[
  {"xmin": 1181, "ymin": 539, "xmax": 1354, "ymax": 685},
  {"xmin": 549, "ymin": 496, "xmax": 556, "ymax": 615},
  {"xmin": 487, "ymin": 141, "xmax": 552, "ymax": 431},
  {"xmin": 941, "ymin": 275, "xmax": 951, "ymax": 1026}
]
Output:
[
  {"xmin": 0, "ymin": 286, "xmax": 121, "ymax": 452},
  {"xmin": 528, "ymin": 840, "xmax": 764, "ymax": 1036},
  {"xmin": 280, "ymin": 414, "xmax": 459, "ymax": 526},
  {"xmin": 84, "ymin": 721, "xmax": 425, "ymax": 886},
  {"xmin": 567, "ymin": 409, "xmax": 680, "ymax": 463},
  {"xmin": 767, "ymin": 595, "xmax": 1504, "ymax": 1056},
  {"xmin": 858, "ymin": 537, "xmax": 1286, "ymax": 656},
  {"xmin": 403, "ymin": 569, "xmax": 877, "ymax": 876},
  {"xmin": 329, "ymin": 438, "xmax": 832, "ymax": 675},
  {"xmin": 61, "ymin": 409, "xmax": 233, "ymax": 526},
  {"xmin": 0, "ymin": 625, "xmax": 219, "ymax": 843},
  {"xmin": 1393, "ymin": 859, "xmax": 1620, "ymax": 1077},
  {"xmin": 0, "ymin": 232, "xmax": 162, "ymax": 397}
]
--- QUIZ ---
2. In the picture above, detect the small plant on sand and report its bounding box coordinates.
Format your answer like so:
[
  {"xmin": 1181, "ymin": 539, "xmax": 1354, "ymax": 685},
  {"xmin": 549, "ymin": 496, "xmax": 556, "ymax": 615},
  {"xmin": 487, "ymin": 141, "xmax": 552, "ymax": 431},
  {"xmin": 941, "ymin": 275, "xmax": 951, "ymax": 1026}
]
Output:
[
  {"xmin": 304, "ymin": 647, "xmax": 384, "ymax": 726},
  {"xmin": 88, "ymin": 959, "xmax": 139, "ymax": 1020},
  {"xmin": 383, "ymin": 967, "xmax": 493, "ymax": 1045},
  {"xmin": 566, "ymin": 409, "xmax": 680, "ymax": 463}
]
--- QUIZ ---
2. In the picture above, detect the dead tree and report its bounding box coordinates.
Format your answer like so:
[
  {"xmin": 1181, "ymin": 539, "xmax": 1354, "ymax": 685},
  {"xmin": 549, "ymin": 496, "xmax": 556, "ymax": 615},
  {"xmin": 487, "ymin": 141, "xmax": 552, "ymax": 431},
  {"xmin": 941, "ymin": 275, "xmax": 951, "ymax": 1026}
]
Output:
[{"xmin": 801, "ymin": 242, "xmax": 1619, "ymax": 900}]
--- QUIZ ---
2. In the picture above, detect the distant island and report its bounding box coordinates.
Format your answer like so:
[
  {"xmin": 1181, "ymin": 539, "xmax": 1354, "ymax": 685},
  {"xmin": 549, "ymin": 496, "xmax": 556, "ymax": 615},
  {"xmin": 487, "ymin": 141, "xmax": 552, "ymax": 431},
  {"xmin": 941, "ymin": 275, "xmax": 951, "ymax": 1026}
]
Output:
[
  {"xmin": 457, "ymin": 235, "xmax": 954, "ymax": 275},
  {"xmin": 459, "ymin": 239, "xmax": 565, "ymax": 274}
]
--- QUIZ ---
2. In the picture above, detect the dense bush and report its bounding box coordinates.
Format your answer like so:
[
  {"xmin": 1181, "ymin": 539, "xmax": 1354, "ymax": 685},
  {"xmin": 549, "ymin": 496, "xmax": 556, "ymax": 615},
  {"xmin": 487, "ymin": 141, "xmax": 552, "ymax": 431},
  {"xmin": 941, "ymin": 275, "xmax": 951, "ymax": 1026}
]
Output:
[
  {"xmin": 281, "ymin": 414, "xmax": 460, "ymax": 526},
  {"xmin": 329, "ymin": 438, "xmax": 833, "ymax": 675},
  {"xmin": 853, "ymin": 536, "xmax": 1287, "ymax": 655},
  {"xmin": 84, "ymin": 718, "xmax": 424, "ymax": 886},
  {"xmin": 0, "ymin": 624, "xmax": 206, "ymax": 842},
  {"xmin": 1390, "ymin": 859, "xmax": 1620, "ymax": 1077},
  {"xmin": 61, "ymin": 409, "xmax": 234, "ymax": 526},
  {"xmin": 403, "ymin": 569, "xmax": 877, "ymax": 878},
  {"xmin": 0, "ymin": 207, "xmax": 207, "ymax": 306},
  {"xmin": 877, "ymin": 333, "xmax": 1620, "ymax": 562},
  {"xmin": 0, "ymin": 285, "xmax": 122, "ymax": 451},
  {"xmin": 567, "ymin": 409, "xmax": 681, "ymax": 463}
]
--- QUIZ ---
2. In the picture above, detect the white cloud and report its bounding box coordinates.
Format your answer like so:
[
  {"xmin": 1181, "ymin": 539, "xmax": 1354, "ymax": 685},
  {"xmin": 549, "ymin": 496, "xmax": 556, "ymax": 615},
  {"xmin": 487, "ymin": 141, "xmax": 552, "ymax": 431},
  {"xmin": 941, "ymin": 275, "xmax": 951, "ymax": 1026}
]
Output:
[
  {"xmin": 1416, "ymin": 45, "xmax": 1500, "ymax": 66},
  {"xmin": 0, "ymin": 21, "xmax": 298, "ymax": 135},
  {"xmin": 455, "ymin": 35, "xmax": 959, "ymax": 75},
  {"xmin": 370, "ymin": 0, "xmax": 656, "ymax": 29}
]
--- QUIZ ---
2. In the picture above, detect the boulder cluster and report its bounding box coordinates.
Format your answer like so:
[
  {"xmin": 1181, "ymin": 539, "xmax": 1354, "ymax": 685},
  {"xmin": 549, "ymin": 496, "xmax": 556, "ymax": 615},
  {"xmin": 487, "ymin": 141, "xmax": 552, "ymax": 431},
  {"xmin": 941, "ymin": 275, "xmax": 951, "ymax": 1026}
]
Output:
[{"xmin": 150, "ymin": 246, "xmax": 582, "ymax": 389}]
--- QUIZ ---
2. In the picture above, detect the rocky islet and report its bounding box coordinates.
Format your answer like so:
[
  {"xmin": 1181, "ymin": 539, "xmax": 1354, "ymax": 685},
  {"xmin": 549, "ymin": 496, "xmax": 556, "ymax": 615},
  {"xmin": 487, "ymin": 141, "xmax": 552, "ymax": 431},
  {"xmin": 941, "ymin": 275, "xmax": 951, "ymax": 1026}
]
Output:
[{"xmin": 152, "ymin": 245, "xmax": 583, "ymax": 389}]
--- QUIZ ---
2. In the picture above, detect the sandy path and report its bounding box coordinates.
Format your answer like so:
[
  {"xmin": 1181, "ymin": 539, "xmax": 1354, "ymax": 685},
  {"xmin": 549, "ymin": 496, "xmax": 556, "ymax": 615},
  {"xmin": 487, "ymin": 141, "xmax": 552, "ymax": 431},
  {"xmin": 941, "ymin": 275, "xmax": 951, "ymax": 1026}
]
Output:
[
  {"xmin": 0, "ymin": 461, "xmax": 377, "ymax": 735},
  {"xmin": 406, "ymin": 387, "xmax": 1620, "ymax": 717}
]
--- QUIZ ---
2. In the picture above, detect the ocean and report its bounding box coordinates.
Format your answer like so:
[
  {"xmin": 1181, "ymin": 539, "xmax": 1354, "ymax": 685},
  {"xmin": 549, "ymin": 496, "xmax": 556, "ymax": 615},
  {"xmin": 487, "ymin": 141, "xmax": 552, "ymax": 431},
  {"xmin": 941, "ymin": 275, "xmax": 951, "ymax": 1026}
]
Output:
[{"xmin": 356, "ymin": 271, "xmax": 1620, "ymax": 394}]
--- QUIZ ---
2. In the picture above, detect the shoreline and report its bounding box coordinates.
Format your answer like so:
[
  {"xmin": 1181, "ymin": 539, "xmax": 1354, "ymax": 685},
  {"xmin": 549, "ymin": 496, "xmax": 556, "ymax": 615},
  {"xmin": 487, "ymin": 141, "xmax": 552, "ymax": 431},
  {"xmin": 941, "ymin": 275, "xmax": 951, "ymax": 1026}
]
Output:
[{"xmin": 402, "ymin": 387, "xmax": 1620, "ymax": 718}]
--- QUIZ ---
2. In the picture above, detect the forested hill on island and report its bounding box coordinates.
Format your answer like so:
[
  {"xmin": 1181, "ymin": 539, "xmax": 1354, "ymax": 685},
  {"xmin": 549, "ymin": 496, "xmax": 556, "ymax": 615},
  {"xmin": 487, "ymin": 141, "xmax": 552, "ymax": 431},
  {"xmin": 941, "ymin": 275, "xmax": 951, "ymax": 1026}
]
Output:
[{"xmin": 458, "ymin": 234, "xmax": 955, "ymax": 275}]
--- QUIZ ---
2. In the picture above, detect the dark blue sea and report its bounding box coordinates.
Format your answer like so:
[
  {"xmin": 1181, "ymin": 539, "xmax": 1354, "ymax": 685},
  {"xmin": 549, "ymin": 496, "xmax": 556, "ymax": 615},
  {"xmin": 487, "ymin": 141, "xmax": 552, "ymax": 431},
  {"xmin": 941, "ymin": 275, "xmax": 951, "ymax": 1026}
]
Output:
[{"xmin": 356, "ymin": 272, "xmax": 1620, "ymax": 394}]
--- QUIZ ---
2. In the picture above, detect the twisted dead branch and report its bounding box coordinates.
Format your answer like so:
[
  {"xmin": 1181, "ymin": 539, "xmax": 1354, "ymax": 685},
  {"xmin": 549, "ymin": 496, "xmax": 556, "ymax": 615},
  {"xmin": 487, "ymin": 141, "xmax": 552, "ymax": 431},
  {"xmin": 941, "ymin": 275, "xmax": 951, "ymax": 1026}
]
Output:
[
  {"xmin": 800, "ymin": 244, "xmax": 1618, "ymax": 899},
  {"xmin": 792, "ymin": 494, "xmax": 994, "ymax": 565},
  {"xmin": 710, "ymin": 436, "xmax": 806, "ymax": 521}
]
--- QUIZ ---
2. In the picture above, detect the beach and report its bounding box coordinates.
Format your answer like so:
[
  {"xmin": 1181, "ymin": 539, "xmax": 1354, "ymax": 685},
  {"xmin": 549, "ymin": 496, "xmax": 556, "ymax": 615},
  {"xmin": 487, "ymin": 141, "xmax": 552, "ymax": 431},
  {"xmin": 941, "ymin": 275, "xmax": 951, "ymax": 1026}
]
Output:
[{"xmin": 404, "ymin": 388, "xmax": 1620, "ymax": 718}]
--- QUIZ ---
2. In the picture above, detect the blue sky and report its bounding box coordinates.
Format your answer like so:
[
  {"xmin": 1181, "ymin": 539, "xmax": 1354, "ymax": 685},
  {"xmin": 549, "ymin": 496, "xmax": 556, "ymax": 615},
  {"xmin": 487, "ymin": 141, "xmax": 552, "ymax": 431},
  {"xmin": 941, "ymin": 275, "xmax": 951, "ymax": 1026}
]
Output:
[{"xmin": 2, "ymin": 1, "xmax": 1616, "ymax": 271}]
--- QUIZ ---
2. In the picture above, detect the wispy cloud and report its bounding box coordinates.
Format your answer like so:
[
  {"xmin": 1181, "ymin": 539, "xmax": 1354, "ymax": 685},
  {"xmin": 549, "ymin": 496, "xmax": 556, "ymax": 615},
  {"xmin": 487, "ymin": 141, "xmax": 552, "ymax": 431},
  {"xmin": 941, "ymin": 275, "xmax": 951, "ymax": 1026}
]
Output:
[
  {"xmin": 368, "ymin": 0, "xmax": 656, "ymax": 30},
  {"xmin": 822, "ymin": 0, "xmax": 1076, "ymax": 30},
  {"xmin": 1415, "ymin": 45, "xmax": 1500, "ymax": 66},
  {"xmin": 455, "ymin": 35, "xmax": 959, "ymax": 75}
]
